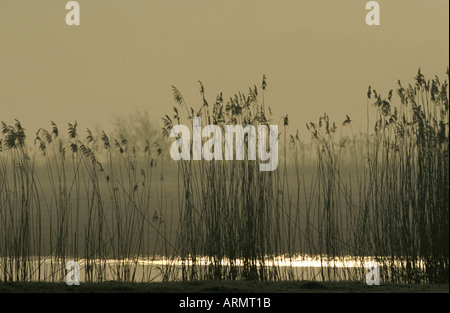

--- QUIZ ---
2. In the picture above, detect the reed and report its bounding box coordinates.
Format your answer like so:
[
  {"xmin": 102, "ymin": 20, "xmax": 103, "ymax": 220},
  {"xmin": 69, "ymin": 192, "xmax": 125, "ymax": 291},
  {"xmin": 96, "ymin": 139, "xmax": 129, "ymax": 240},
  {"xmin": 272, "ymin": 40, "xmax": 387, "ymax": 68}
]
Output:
[
  {"xmin": 0, "ymin": 120, "xmax": 174, "ymax": 282},
  {"xmin": 0, "ymin": 68, "xmax": 448, "ymax": 284}
]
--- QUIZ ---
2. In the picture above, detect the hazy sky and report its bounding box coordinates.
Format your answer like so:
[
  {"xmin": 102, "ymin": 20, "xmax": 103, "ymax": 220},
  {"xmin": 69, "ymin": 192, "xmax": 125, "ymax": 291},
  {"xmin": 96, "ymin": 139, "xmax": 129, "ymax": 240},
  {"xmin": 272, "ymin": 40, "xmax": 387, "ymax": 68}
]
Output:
[{"xmin": 0, "ymin": 0, "xmax": 448, "ymax": 138}]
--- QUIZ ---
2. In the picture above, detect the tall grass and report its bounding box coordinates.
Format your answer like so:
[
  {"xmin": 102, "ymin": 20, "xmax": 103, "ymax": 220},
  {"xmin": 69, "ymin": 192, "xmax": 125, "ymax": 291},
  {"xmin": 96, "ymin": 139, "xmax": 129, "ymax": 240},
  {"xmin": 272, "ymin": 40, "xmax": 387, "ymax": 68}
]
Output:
[
  {"xmin": 0, "ymin": 68, "xmax": 448, "ymax": 284},
  {"xmin": 296, "ymin": 68, "xmax": 449, "ymax": 283},
  {"xmin": 162, "ymin": 79, "xmax": 288, "ymax": 280},
  {"xmin": 161, "ymin": 69, "xmax": 448, "ymax": 283},
  {"xmin": 0, "ymin": 120, "xmax": 174, "ymax": 282}
]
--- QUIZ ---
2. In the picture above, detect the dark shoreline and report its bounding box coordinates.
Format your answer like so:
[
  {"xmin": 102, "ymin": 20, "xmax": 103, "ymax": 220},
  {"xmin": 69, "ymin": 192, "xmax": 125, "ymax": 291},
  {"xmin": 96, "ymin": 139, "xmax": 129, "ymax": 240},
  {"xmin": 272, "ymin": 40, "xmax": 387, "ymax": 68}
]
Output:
[{"xmin": 0, "ymin": 280, "xmax": 448, "ymax": 293}]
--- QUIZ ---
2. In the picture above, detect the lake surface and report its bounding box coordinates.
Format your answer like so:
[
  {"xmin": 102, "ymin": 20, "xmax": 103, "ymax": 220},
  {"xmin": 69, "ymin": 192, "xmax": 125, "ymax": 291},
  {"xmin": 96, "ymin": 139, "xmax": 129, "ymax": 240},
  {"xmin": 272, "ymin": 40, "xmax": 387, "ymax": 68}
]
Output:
[{"xmin": 0, "ymin": 254, "xmax": 412, "ymax": 283}]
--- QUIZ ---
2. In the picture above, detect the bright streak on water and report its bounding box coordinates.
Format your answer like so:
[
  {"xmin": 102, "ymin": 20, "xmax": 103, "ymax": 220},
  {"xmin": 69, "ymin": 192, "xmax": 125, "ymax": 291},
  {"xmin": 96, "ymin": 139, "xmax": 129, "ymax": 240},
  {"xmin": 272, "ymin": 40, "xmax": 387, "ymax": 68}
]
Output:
[{"xmin": 0, "ymin": 255, "xmax": 425, "ymax": 282}]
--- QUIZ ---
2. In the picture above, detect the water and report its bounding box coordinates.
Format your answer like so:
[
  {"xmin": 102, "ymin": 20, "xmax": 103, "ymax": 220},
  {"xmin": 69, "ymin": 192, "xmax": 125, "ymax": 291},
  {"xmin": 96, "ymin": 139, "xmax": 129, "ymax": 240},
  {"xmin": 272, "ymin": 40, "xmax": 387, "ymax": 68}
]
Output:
[
  {"xmin": 0, "ymin": 163, "xmax": 439, "ymax": 284},
  {"xmin": 0, "ymin": 255, "xmax": 417, "ymax": 283}
]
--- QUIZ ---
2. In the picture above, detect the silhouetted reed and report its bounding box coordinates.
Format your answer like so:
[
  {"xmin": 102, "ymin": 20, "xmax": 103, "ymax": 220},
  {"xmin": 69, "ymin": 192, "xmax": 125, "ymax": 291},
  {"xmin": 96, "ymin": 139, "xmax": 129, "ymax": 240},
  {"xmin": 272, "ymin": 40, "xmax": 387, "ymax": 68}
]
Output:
[{"xmin": 0, "ymin": 68, "xmax": 447, "ymax": 284}]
